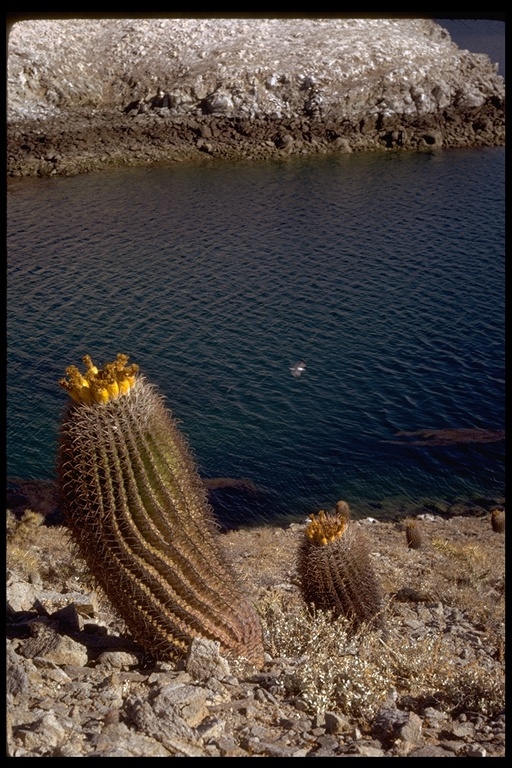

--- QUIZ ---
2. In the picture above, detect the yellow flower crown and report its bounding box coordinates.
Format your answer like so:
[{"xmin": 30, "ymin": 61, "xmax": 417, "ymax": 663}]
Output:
[
  {"xmin": 59, "ymin": 353, "xmax": 139, "ymax": 405},
  {"xmin": 305, "ymin": 509, "xmax": 348, "ymax": 546}
]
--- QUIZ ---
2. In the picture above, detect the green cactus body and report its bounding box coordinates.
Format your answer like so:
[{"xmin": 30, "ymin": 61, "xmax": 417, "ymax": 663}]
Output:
[
  {"xmin": 57, "ymin": 354, "xmax": 264, "ymax": 667},
  {"xmin": 297, "ymin": 510, "xmax": 385, "ymax": 631}
]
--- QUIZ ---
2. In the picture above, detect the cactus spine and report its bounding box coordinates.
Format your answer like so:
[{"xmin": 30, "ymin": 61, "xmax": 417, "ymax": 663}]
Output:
[
  {"xmin": 297, "ymin": 507, "xmax": 385, "ymax": 631},
  {"xmin": 57, "ymin": 354, "xmax": 264, "ymax": 667}
]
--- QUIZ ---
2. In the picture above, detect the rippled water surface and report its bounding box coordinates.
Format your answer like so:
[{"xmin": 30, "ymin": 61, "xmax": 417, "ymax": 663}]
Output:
[{"xmin": 7, "ymin": 149, "xmax": 505, "ymax": 524}]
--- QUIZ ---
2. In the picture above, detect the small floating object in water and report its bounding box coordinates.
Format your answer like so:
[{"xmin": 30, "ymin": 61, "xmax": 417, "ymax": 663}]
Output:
[{"xmin": 290, "ymin": 360, "xmax": 306, "ymax": 378}]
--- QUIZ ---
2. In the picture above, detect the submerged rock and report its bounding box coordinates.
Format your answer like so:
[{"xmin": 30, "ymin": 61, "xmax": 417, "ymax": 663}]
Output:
[{"xmin": 388, "ymin": 427, "xmax": 505, "ymax": 446}]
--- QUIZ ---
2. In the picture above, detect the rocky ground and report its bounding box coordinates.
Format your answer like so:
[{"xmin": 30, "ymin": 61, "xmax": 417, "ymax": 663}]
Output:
[
  {"xmin": 6, "ymin": 18, "xmax": 505, "ymax": 178},
  {"xmin": 7, "ymin": 488, "xmax": 506, "ymax": 757}
]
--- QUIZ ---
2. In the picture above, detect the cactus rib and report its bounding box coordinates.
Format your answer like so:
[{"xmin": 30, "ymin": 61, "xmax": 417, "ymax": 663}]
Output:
[{"xmin": 58, "ymin": 354, "xmax": 264, "ymax": 666}]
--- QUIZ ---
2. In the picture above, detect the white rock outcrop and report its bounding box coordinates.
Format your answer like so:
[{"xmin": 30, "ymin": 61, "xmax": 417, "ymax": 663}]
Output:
[{"xmin": 6, "ymin": 18, "xmax": 505, "ymax": 176}]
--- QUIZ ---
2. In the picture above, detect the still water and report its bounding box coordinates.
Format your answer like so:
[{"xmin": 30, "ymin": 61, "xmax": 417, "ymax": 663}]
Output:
[{"xmin": 7, "ymin": 148, "xmax": 505, "ymax": 525}]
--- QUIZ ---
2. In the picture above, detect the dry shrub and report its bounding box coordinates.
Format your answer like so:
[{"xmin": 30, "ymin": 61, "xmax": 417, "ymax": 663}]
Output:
[
  {"xmin": 259, "ymin": 591, "xmax": 393, "ymax": 721},
  {"xmin": 381, "ymin": 623, "xmax": 505, "ymax": 717},
  {"xmin": 258, "ymin": 591, "xmax": 505, "ymax": 721},
  {"xmin": 446, "ymin": 662, "xmax": 505, "ymax": 717}
]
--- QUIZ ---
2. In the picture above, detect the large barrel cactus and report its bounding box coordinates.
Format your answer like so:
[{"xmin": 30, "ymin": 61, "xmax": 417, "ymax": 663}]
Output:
[
  {"xmin": 57, "ymin": 353, "xmax": 264, "ymax": 667},
  {"xmin": 297, "ymin": 507, "xmax": 385, "ymax": 632}
]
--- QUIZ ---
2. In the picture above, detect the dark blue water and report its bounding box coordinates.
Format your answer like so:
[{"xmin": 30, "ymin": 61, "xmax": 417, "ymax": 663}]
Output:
[
  {"xmin": 7, "ymin": 148, "xmax": 505, "ymax": 525},
  {"xmin": 436, "ymin": 18, "xmax": 505, "ymax": 75}
]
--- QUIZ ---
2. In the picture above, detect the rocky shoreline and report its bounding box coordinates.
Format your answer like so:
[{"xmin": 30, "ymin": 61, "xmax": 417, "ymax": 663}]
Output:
[
  {"xmin": 7, "ymin": 18, "xmax": 505, "ymax": 178},
  {"xmin": 7, "ymin": 492, "xmax": 505, "ymax": 757}
]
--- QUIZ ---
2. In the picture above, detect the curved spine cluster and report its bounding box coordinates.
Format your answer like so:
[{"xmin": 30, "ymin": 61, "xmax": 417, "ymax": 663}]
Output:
[
  {"xmin": 58, "ymin": 354, "xmax": 264, "ymax": 666},
  {"xmin": 297, "ymin": 508, "xmax": 385, "ymax": 631}
]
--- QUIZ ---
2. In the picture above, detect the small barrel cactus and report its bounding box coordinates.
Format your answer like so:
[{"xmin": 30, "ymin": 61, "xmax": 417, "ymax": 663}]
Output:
[
  {"xmin": 335, "ymin": 499, "xmax": 351, "ymax": 520},
  {"xmin": 404, "ymin": 517, "xmax": 424, "ymax": 550},
  {"xmin": 297, "ymin": 509, "xmax": 385, "ymax": 631},
  {"xmin": 490, "ymin": 507, "xmax": 505, "ymax": 534},
  {"xmin": 57, "ymin": 353, "xmax": 264, "ymax": 667}
]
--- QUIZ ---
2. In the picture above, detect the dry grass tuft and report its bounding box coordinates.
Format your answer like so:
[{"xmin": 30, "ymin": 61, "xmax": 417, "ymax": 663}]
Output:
[
  {"xmin": 427, "ymin": 537, "xmax": 505, "ymax": 627},
  {"xmin": 7, "ymin": 508, "xmax": 93, "ymax": 588},
  {"xmin": 7, "ymin": 509, "xmax": 45, "ymax": 580}
]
